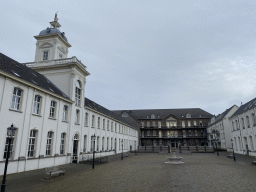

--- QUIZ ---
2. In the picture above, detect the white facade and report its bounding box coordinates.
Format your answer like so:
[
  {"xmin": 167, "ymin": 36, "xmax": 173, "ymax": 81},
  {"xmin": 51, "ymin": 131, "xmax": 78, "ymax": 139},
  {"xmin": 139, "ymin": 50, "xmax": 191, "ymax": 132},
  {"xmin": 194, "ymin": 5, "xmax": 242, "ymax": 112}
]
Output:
[
  {"xmin": 0, "ymin": 15, "xmax": 138, "ymax": 176},
  {"xmin": 230, "ymin": 104, "xmax": 256, "ymax": 157},
  {"xmin": 207, "ymin": 105, "xmax": 238, "ymax": 149}
]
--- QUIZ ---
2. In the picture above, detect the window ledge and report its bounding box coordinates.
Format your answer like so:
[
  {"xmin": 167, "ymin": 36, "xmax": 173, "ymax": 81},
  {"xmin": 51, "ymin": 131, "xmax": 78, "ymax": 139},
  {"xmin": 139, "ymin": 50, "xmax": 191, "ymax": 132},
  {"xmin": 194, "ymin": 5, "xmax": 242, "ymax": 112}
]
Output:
[
  {"xmin": 75, "ymin": 123, "xmax": 80, "ymax": 125},
  {"xmin": 9, "ymin": 108, "xmax": 23, "ymax": 113},
  {"xmin": 62, "ymin": 120, "xmax": 68, "ymax": 123},
  {"xmin": 48, "ymin": 117, "xmax": 57, "ymax": 120},
  {"xmin": 84, "ymin": 125, "xmax": 88, "ymax": 127},
  {"xmin": 32, "ymin": 113, "xmax": 42, "ymax": 117}
]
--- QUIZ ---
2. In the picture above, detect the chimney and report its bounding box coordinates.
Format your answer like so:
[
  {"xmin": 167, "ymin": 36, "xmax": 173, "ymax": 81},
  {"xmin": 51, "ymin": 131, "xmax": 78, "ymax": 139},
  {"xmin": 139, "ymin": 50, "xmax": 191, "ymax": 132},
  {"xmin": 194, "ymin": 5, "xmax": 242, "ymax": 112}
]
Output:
[{"xmin": 241, "ymin": 102, "xmax": 243, "ymax": 106}]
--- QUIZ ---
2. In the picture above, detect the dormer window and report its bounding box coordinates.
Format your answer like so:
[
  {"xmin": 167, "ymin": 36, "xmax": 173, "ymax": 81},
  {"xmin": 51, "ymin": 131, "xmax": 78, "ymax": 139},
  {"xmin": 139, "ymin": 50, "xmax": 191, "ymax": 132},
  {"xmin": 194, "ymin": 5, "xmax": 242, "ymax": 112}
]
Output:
[
  {"xmin": 186, "ymin": 113, "xmax": 191, "ymax": 118},
  {"xmin": 151, "ymin": 114, "xmax": 155, "ymax": 119},
  {"xmin": 43, "ymin": 51, "xmax": 48, "ymax": 60}
]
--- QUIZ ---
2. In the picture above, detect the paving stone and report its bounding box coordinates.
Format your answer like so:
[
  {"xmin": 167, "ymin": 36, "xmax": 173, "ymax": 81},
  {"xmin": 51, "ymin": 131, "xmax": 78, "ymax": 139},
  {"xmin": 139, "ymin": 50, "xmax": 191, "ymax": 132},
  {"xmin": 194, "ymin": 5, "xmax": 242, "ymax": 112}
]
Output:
[{"xmin": 0, "ymin": 152, "xmax": 256, "ymax": 192}]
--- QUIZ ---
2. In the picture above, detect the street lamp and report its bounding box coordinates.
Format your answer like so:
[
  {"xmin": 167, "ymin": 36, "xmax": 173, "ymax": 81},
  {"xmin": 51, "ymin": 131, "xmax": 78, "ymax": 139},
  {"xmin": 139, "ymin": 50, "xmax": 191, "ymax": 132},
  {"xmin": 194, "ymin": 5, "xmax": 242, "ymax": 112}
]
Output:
[
  {"xmin": 121, "ymin": 140, "xmax": 123, "ymax": 160},
  {"xmin": 1, "ymin": 124, "xmax": 15, "ymax": 192},
  {"xmin": 92, "ymin": 134, "xmax": 96, "ymax": 169},
  {"xmin": 231, "ymin": 139, "xmax": 236, "ymax": 161}
]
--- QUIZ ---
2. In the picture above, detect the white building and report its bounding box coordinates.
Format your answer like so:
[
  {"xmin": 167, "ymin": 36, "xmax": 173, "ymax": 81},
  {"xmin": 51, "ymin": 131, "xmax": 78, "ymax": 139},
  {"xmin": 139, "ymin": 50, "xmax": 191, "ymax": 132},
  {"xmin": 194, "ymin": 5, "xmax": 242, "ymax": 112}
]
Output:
[
  {"xmin": 207, "ymin": 105, "xmax": 238, "ymax": 149},
  {"xmin": 0, "ymin": 15, "xmax": 138, "ymax": 176},
  {"xmin": 230, "ymin": 99, "xmax": 256, "ymax": 157}
]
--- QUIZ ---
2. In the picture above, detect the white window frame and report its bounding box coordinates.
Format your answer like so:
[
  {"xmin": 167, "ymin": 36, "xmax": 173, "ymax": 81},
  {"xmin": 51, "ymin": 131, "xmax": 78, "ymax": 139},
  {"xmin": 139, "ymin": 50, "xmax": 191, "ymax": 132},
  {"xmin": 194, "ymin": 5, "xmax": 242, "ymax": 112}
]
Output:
[
  {"xmin": 75, "ymin": 81, "xmax": 81, "ymax": 107},
  {"xmin": 49, "ymin": 101, "xmax": 56, "ymax": 119},
  {"xmin": 85, "ymin": 113, "xmax": 88, "ymax": 126},
  {"xmin": 62, "ymin": 105, "xmax": 68, "ymax": 121},
  {"xmin": 60, "ymin": 133, "xmax": 65, "ymax": 155},
  {"xmin": 46, "ymin": 132, "xmax": 53, "ymax": 156},
  {"xmin": 75, "ymin": 110, "xmax": 80, "ymax": 124},
  {"xmin": 33, "ymin": 95, "xmax": 41, "ymax": 115},
  {"xmin": 11, "ymin": 88, "xmax": 22, "ymax": 111},
  {"xmin": 28, "ymin": 130, "xmax": 37, "ymax": 158},
  {"xmin": 43, "ymin": 51, "xmax": 49, "ymax": 60}
]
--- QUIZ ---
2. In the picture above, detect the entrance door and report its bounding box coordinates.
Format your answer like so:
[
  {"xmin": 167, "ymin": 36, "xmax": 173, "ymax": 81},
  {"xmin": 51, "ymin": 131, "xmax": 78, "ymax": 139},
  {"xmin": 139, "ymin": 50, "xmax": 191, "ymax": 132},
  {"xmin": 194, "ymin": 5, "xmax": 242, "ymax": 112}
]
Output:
[{"xmin": 73, "ymin": 140, "xmax": 78, "ymax": 163}]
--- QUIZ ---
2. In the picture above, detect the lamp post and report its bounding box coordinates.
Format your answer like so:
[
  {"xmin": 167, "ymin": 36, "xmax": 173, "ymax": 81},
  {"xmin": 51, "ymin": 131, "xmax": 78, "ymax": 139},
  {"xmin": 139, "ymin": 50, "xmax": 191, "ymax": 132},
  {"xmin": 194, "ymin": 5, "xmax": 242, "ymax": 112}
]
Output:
[
  {"xmin": 1, "ymin": 124, "xmax": 15, "ymax": 192},
  {"xmin": 121, "ymin": 140, "xmax": 123, "ymax": 160},
  {"xmin": 135, "ymin": 141, "xmax": 137, "ymax": 155},
  {"xmin": 92, "ymin": 134, "xmax": 96, "ymax": 169},
  {"xmin": 231, "ymin": 139, "xmax": 236, "ymax": 161}
]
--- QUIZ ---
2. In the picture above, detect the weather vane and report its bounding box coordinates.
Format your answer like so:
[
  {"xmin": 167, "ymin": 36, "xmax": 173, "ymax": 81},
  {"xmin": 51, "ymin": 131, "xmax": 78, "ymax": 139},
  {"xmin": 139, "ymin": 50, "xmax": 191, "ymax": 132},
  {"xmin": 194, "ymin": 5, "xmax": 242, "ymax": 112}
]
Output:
[{"xmin": 54, "ymin": 11, "xmax": 58, "ymax": 21}]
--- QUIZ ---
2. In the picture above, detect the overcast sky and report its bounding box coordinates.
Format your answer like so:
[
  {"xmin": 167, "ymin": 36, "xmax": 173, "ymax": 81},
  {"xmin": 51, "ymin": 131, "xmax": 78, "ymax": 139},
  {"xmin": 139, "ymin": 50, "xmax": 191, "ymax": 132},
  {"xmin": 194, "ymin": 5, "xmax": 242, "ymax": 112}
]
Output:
[{"xmin": 1, "ymin": 0, "xmax": 256, "ymax": 115}]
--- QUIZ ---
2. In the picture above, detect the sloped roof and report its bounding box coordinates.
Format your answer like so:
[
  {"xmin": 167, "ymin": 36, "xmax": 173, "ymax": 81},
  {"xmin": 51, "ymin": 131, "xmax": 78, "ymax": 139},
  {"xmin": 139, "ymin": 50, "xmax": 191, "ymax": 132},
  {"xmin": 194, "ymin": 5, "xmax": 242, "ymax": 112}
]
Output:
[
  {"xmin": 208, "ymin": 105, "xmax": 236, "ymax": 126},
  {"xmin": 231, "ymin": 98, "xmax": 256, "ymax": 118},
  {"xmin": 84, "ymin": 97, "xmax": 137, "ymax": 128},
  {"xmin": 112, "ymin": 108, "xmax": 213, "ymax": 119},
  {"xmin": 0, "ymin": 53, "xmax": 69, "ymax": 99}
]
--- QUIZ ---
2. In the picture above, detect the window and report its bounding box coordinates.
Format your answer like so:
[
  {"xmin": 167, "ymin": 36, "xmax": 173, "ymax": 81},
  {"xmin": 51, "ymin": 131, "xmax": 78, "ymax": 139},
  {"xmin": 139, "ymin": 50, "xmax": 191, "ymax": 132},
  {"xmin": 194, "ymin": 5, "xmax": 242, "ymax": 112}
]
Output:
[
  {"xmin": 199, "ymin": 121, "xmax": 203, "ymax": 127},
  {"xmin": 83, "ymin": 135, "xmax": 87, "ymax": 152},
  {"xmin": 188, "ymin": 121, "xmax": 191, "ymax": 127},
  {"xmin": 147, "ymin": 122, "xmax": 150, "ymax": 127},
  {"xmin": 111, "ymin": 122, "xmax": 113, "ymax": 131},
  {"xmin": 193, "ymin": 121, "xmax": 197, "ymax": 126},
  {"xmin": 119, "ymin": 125, "xmax": 120, "ymax": 133},
  {"xmin": 182, "ymin": 121, "xmax": 185, "ymax": 128},
  {"xmin": 28, "ymin": 130, "xmax": 37, "ymax": 157},
  {"xmin": 252, "ymin": 113, "xmax": 256, "ymax": 126},
  {"xmin": 111, "ymin": 138, "xmax": 113, "ymax": 150},
  {"xmin": 43, "ymin": 51, "xmax": 48, "ymax": 60},
  {"xmin": 141, "ymin": 122, "xmax": 144, "ymax": 128},
  {"xmin": 103, "ymin": 119, "xmax": 105, "ymax": 130},
  {"xmin": 153, "ymin": 122, "xmax": 155, "ymax": 127},
  {"xmin": 3, "ymin": 128, "xmax": 16, "ymax": 159},
  {"xmin": 49, "ymin": 101, "xmax": 56, "ymax": 118},
  {"xmin": 60, "ymin": 133, "xmax": 65, "ymax": 155},
  {"xmin": 46, "ymin": 132, "xmax": 53, "ymax": 156},
  {"xmin": 75, "ymin": 81, "xmax": 81, "ymax": 106},
  {"xmin": 33, "ymin": 95, "xmax": 41, "ymax": 115},
  {"xmin": 11, "ymin": 88, "xmax": 22, "ymax": 110},
  {"xmin": 63, "ymin": 105, "xmax": 68, "ymax": 121},
  {"xmin": 115, "ymin": 123, "xmax": 117, "ymax": 132},
  {"xmin": 97, "ymin": 136, "xmax": 99, "ymax": 152},
  {"xmin": 107, "ymin": 120, "xmax": 109, "ymax": 131},
  {"xmin": 75, "ymin": 110, "xmax": 80, "ymax": 124},
  {"xmin": 98, "ymin": 117, "xmax": 100, "ymax": 129},
  {"xmin": 102, "ymin": 137, "xmax": 105, "ymax": 151},
  {"xmin": 158, "ymin": 121, "xmax": 161, "ymax": 128},
  {"xmin": 241, "ymin": 118, "xmax": 245, "ymax": 129},
  {"xmin": 85, "ymin": 113, "xmax": 88, "ymax": 126},
  {"xmin": 246, "ymin": 116, "xmax": 250, "ymax": 128},
  {"xmin": 186, "ymin": 113, "xmax": 191, "ymax": 118},
  {"xmin": 92, "ymin": 115, "xmax": 95, "ymax": 127},
  {"xmin": 107, "ymin": 137, "xmax": 109, "ymax": 150}
]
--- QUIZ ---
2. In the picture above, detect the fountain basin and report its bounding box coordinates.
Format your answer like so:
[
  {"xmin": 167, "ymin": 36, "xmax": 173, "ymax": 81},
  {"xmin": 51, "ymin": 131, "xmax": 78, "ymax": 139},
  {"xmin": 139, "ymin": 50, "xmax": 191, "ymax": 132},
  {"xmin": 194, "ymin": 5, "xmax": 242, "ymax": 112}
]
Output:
[{"xmin": 165, "ymin": 156, "xmax": 185, "ymax": 164}]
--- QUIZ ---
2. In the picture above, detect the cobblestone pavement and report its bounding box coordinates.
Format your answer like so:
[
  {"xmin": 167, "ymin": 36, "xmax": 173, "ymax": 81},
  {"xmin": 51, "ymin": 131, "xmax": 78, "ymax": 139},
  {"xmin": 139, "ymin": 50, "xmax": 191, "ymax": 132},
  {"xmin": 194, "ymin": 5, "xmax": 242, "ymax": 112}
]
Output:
[{"xmin": 1, "ymin": 152, "xmax": 256, "ymax": 192}]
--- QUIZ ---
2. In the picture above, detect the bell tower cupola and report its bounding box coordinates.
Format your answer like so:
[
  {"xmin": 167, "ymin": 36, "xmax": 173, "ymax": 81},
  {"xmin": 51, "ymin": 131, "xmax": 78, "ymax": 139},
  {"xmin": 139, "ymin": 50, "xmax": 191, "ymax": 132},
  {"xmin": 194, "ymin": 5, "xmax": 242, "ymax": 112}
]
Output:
[{"xmin": 34, "ymin": 13, "xmax": 71, "ymax": 62}]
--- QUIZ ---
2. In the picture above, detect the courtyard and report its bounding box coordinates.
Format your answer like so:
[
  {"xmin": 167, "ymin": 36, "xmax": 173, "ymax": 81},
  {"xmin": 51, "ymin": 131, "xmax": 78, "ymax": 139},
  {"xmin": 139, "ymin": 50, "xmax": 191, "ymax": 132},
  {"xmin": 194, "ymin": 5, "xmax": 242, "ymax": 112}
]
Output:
[{"xmin": 1, "ymin": 152, "xmax": 256, "ymax": 192}]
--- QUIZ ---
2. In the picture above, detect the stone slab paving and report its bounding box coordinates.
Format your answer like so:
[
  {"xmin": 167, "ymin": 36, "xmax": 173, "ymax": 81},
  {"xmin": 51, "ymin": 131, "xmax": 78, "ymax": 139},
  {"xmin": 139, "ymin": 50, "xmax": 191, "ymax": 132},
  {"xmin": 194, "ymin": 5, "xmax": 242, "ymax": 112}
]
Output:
[{"xmin": 1, "ymin": 152, "xmax": 256, "ymax": 192}]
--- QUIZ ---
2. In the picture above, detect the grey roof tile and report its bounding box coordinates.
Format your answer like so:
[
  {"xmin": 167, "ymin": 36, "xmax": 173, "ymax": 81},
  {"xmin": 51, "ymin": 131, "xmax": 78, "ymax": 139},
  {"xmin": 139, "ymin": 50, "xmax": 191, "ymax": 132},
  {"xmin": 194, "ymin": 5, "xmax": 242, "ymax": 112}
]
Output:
[{"xmin": 0, "ymin": 53, "xmax": 70, "ymax": 99}]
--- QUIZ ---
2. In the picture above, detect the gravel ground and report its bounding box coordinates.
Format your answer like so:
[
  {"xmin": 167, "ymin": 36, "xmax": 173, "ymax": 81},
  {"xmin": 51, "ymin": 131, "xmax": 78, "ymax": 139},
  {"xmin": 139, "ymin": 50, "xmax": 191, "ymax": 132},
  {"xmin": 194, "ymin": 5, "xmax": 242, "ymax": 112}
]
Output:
[{"xmin": 1, "ymin": 152, "xmax": 256, "ymax": 192}]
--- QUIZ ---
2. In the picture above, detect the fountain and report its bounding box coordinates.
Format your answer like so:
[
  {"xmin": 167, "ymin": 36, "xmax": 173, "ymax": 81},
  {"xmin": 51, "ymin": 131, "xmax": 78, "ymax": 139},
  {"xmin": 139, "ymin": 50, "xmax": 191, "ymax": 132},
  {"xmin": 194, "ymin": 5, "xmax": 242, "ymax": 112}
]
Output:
[{"xmin": 165, "ymin": 145, "xmax": 185, "ymax": 164}]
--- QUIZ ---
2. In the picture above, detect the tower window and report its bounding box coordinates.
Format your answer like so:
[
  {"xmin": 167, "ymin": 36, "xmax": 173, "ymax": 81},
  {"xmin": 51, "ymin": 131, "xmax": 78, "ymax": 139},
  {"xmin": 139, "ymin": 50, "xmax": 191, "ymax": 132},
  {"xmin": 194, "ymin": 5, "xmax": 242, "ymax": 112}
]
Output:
[{"xmin": 43, "ymin": 51, "xmax": 48, "ymax": 60}]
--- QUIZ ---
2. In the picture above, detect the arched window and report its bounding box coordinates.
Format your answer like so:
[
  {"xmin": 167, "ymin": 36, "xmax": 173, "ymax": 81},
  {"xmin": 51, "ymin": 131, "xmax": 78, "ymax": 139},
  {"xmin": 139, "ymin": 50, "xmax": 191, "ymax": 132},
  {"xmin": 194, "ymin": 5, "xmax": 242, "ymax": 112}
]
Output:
[
  {"xmin": 75, "ymin": 81, "xmax": 81, "ymax": 106},
  {"xmin": 46, "ymin": 131, "xmax": 53, "ymax": 156}
]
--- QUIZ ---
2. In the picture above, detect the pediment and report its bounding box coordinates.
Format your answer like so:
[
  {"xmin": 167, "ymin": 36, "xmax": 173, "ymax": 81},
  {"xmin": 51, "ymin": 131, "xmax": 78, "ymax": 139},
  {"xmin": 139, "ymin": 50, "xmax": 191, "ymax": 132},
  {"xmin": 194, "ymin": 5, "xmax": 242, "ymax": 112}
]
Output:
[
  {"xmin": 39, "ymin": 42, "xmax": 53, "ymax": 48},
  {"xmin": 166, "ymin": 117, "xmax": 176, "ymax": 121}
]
